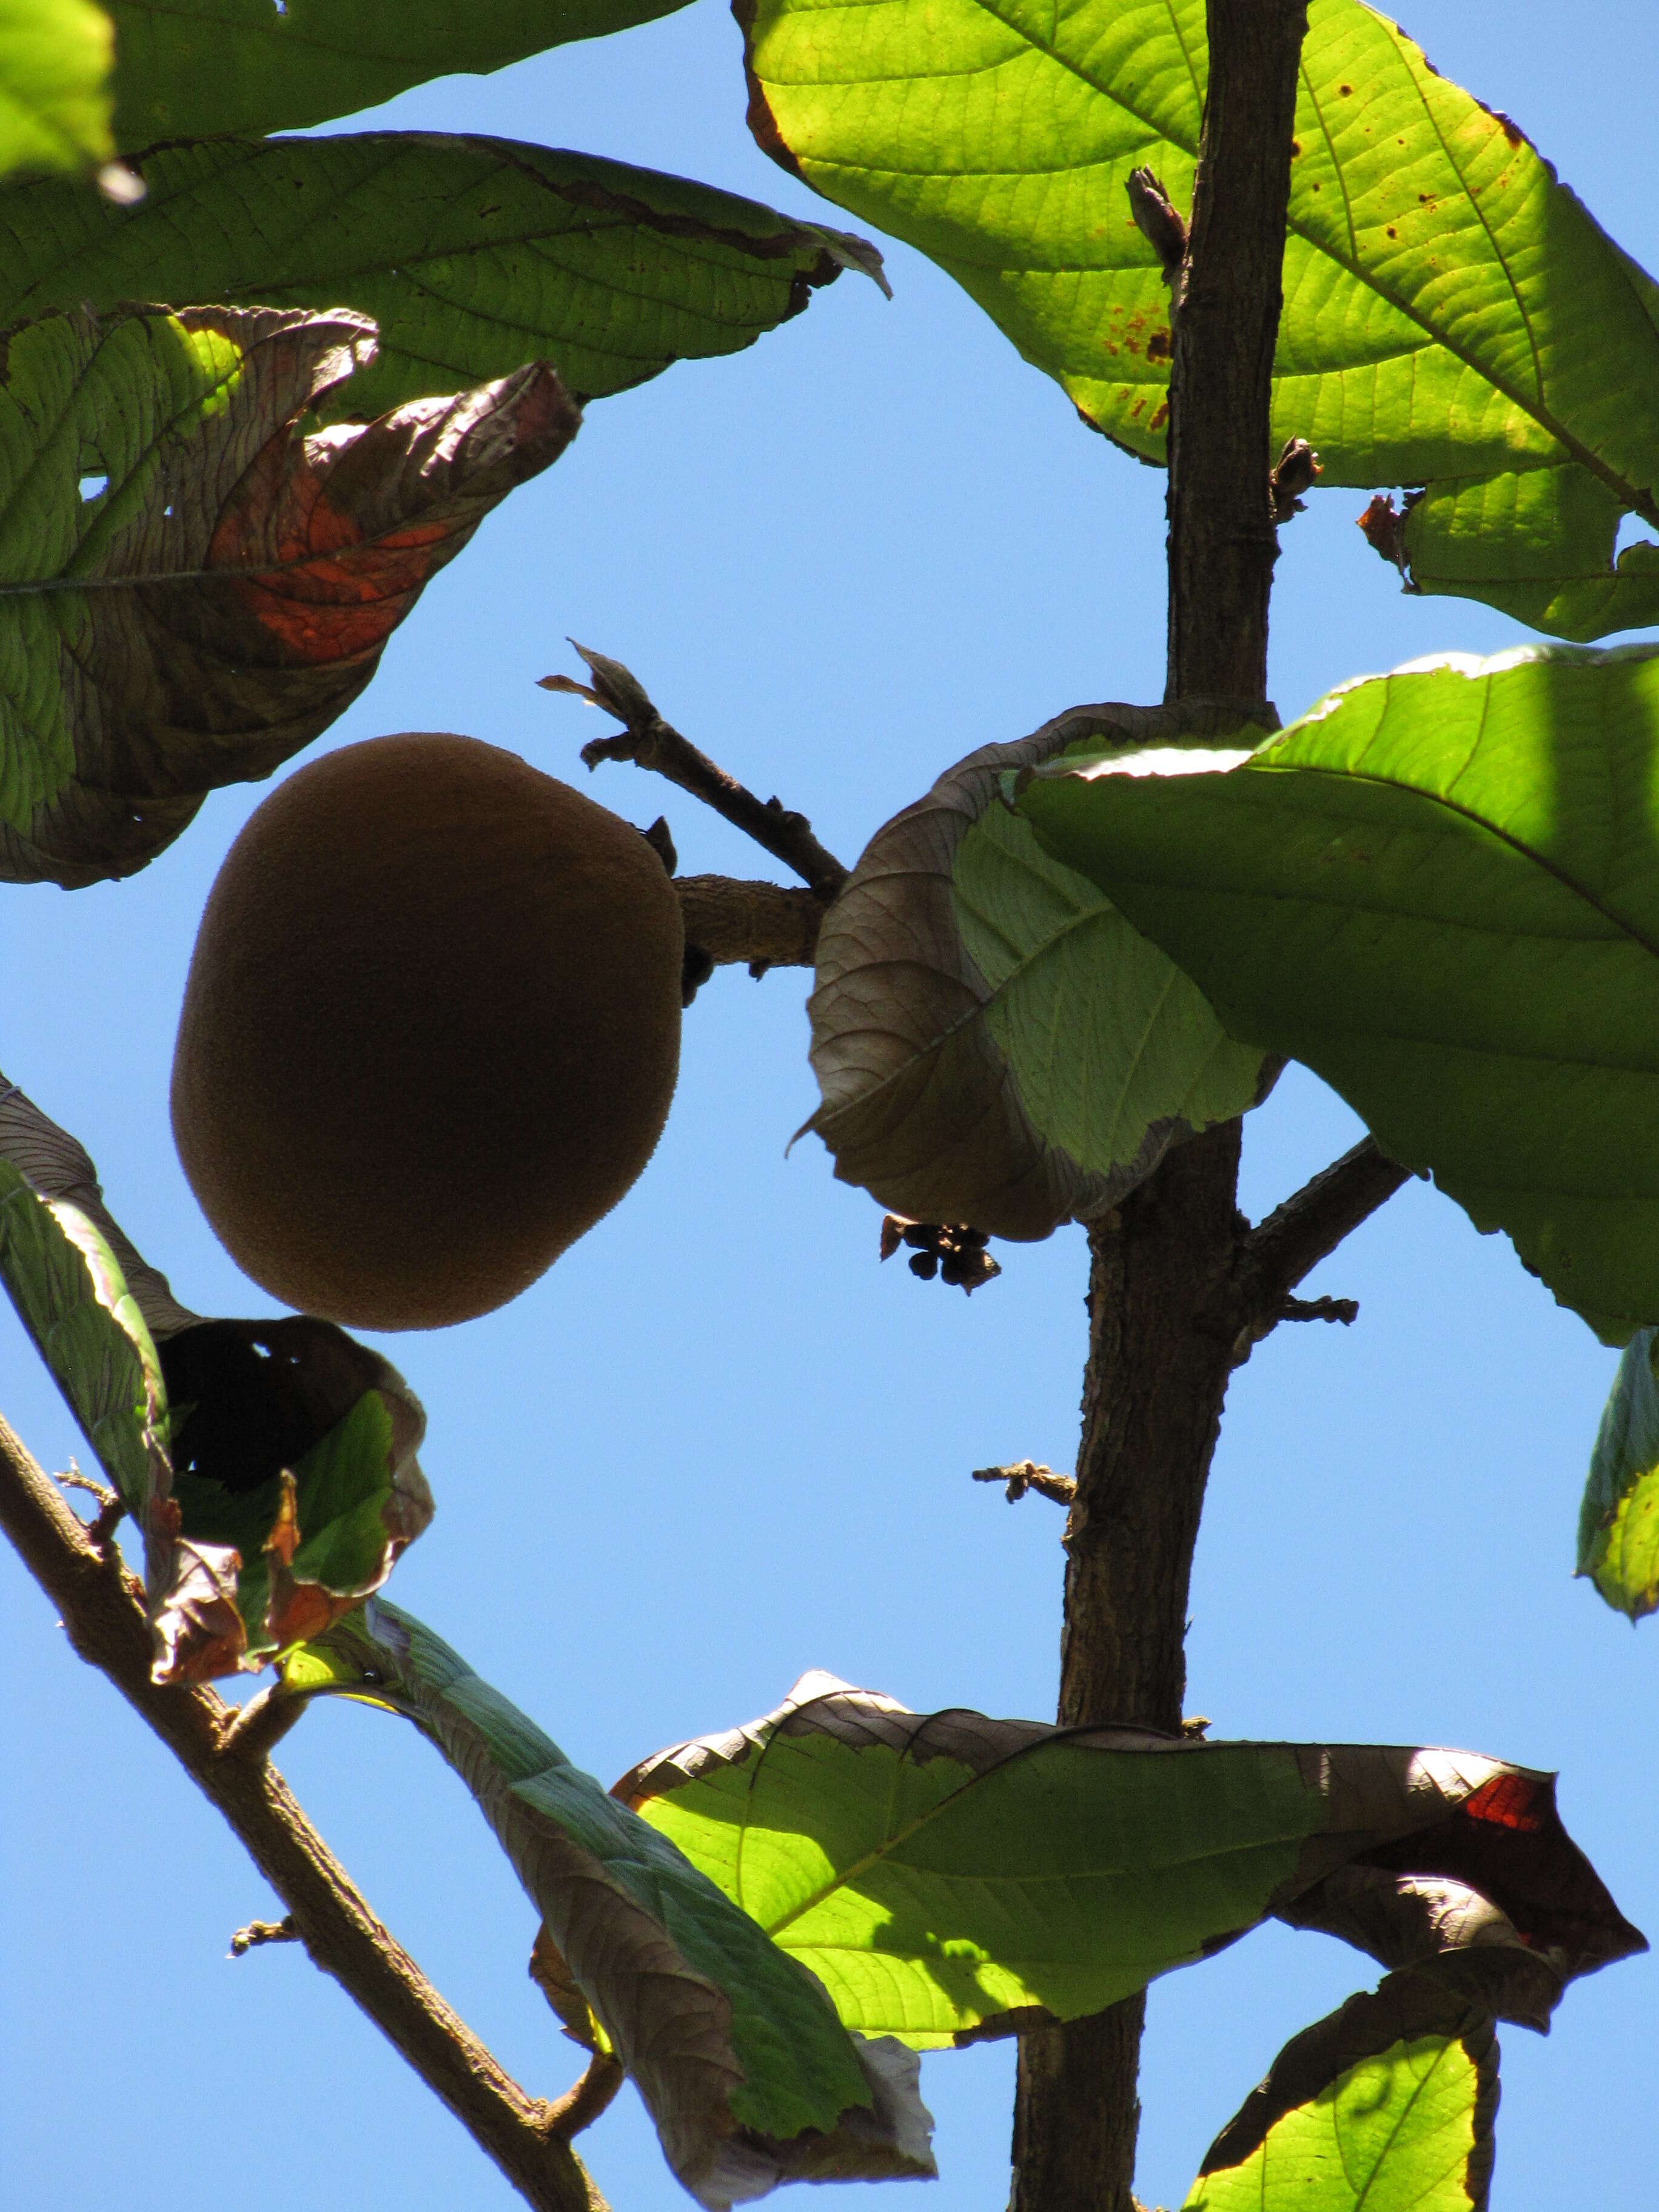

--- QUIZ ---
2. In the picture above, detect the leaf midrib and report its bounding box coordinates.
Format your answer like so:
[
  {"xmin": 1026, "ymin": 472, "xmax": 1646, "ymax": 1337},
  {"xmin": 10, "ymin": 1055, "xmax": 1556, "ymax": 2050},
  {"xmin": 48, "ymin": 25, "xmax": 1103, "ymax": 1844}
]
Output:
[
  {"xmin": 731, "ymin": 1718, "xmax": 1315, "ymax": 1942},
  {"xmin": 819, "ymin": 855, "xmax": 1187, "ymax": 1161}
]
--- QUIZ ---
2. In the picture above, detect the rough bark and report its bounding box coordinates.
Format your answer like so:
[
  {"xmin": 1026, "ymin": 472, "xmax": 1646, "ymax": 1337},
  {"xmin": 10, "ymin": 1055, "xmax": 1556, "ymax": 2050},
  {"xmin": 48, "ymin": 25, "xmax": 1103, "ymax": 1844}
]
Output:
[
  {"xmin": 1165, "ymin": 2, "xmax": 1309, "ymax": 709},
  {"xmin": 1010, "ymin": 7, "xmax": 1309, "ymax": 2208},
  {"xmin": 0, "ymin": 1413, "xmax": 607, "ymax": 2212},
  {"xmin": 677, "ymin": 873, "xmax": 823, "ymax": 969}
]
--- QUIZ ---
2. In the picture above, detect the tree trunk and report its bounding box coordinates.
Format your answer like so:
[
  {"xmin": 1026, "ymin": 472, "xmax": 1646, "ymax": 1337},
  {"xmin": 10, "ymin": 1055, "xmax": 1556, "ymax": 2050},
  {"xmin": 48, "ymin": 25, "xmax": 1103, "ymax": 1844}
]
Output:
[{"xmin": 1009, "ymin": 6, "xmax": 1308, "ymax": 2207}]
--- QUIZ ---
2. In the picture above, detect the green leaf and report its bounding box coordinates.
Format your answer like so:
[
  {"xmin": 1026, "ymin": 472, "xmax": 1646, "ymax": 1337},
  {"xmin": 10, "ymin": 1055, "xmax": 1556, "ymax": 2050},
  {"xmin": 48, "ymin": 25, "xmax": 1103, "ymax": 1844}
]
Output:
[
  {"xmin": 0, "ymin": 1078, "xmax": 434, "ymax": 1680},
  {"xmin": 1017, "ymin": 644, "xmax": 1659, "ymax": 1343},
  {"xmin": 1402, "ymin": 469, "xmax": 1659, "ymax": 645},
  {"xmin": 0, "ymin": 1159, "xmax": 166, "ymax": 1512},
  {"xmin": 0, "ymin": 302, "xmax": 577, "ymax": 888},
  {"xmin": 740, "ymin": 0, "xmax": 1659, "ymax": 638},
  {"xmin": 0, "ymin": 0, "xmax": 113, "ymax": 181},
  {"xmin": 808, "ymin": 703, "xmax": 1272, "ymax": 1240},
  {"xmin": 106, "ymin": 0, "xmax": 691, "ymax": 148},
  {"xmin": 1578, "ymin": 1326, "xmax": 1659, "ymax": 1620},
  {"xmin": 0, "ymin": 133, "xmax": 886, "ymax": 424},
  {"xmin": 618, "ymin": 1674, "xmax": 1644, "ymax": 2049},
  {"xmin": 295, "ymin": 1605, "xmax": 937, "ymax": 2207},
  {"xmin": 1183, "ymin": 1971, "xmax": 1498, "ymax": 2212}
]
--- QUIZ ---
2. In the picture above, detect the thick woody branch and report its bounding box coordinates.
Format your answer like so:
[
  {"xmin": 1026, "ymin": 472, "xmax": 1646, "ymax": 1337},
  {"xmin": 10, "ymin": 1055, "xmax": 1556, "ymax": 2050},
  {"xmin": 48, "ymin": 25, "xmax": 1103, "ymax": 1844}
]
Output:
[
  {"xmin": 541, "ymin": 646, "xmax": 849, "ymax": 902},
  {"xmin": 0, "ymin": 1412, "xmax": 607, "ymax": 2212},
  {"xmin": 1013, "ymin": 8, "xmax": 1310, "ymax": 2211},
  {"xmin": 1165, "ymin": 3, "xmax": 1309, "ymax": 704}
]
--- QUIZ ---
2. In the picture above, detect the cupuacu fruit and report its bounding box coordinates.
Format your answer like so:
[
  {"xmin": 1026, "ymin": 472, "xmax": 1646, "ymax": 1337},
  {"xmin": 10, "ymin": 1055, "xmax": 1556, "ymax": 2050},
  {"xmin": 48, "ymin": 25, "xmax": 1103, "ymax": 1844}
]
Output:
[{"xmin": 170, "ymin": 732, "xmax": 684, "ymax": 1330}]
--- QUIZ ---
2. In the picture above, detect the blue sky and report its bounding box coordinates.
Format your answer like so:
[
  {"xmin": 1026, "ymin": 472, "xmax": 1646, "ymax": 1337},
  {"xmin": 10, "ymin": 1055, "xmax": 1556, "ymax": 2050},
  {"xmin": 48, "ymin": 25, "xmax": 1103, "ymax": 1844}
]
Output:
[{"xmin": 3, "ymin": 3, "xmax": 1655, "ymax": 2207}]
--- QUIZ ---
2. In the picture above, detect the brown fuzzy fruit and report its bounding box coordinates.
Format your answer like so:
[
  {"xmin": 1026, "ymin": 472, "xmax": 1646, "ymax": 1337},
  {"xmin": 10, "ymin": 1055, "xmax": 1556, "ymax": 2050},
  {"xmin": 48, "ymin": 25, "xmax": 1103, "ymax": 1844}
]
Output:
[{"xmin": 170, "ymin": 733, "xmax": 683, "ymax": 1330}]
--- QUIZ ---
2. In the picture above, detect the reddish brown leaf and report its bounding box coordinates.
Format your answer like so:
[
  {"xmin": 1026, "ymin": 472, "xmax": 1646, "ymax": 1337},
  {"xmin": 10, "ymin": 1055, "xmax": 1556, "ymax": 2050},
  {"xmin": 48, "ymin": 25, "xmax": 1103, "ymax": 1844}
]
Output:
[{"xmin": 0, "ymin": 303, "xmax": 581, "ymax": 887}]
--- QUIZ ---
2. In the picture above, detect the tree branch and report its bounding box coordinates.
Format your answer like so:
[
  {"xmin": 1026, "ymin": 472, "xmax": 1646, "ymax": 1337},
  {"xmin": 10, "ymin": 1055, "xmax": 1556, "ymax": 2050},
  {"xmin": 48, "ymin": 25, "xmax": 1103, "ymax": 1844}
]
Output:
[
  {"xmin": 541, "ymin": 646, "xmax": 850, "ymax": 901},
  {"xmin": 1013, "ymin": 7, "xmax": 1310, "ymax": 2210},
  {"xmin": 1227, "ymin": 1137, "xmax": 1415, "ymax": 1360},
  {"xmin": 675, "ymin": 875, "xmax": 823, "ymax": 971},
  {"xmin": 1164, "ymin": 4, "xmax": 1308, "ymax": 705},
  {"xmin": 0, "ymin": 1412, "xmax": 608, "ymax": 2212}
]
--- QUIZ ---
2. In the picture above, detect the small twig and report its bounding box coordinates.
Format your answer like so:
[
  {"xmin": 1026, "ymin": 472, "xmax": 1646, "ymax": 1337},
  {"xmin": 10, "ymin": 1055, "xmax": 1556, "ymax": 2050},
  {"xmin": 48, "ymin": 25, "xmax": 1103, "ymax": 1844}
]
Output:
[
  {"xmin": 1278, "ymin": 1293, "xmax": 1358, "ymax": 1327},
  {"xmin": 1228, "ymin": 1136, "xmax": 1415, "ymax": 1363},
  {"xmin": 547, "ymin": 2053, "xmax": 626, "ymax": 2143},
  {"xmin": 972, "ymin": 1461, "xmax": 1077, "ymax": 1508},
  {"xmin": 541, "ymin": 645, "xmax": 850, "ymax": 901},
  {"xmin": 218, "ymin": 1680, "xmax": 310, "ymax": 1763},
  {"xmin": 55, "ymin": 1460, "xmax": 107, "ymax": 1504},
  {"xmin": 231, "ymin": 1914, "xmax": 299, "ymax": 1957},
  {"xmin": 56, "ymin": 1462, "xmax": 127, "ymax": 1544},
  {"xmin": 0, "ymin": 1411, "xmax": 603, "ymax": 2212}
]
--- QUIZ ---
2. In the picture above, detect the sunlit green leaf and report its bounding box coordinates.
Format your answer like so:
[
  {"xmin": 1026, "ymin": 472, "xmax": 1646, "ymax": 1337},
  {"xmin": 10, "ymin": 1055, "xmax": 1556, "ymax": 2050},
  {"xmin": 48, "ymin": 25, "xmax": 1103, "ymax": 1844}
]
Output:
[
  {"xmin": 0, "ymin": 0, "xmax": 112, "ymax": 181},
  {"xmin": 1578, "ymin": 1326, "xmax": 1659, "ymax": 1619},
  {"xmin": 1184, "ymin": 1972, "xmax": 1498, "ymax": 2212},
  {"xmin": 1403, "ymin": 469, "xmax": 1659, "ymax": 645},
  {"xmin": 741, "ymin": 0, "xmax": 1659, "ymax": 637},
  {"xmin": 0, "ymin": 133, "xmax": 885, "ymax": 424},
  {"xmin": 106, "ymin": 0, "xmax": 691, "ymax": 148},
  {"xmin": 1018, "ymin": 644, "xmax": 1659, "ymax": 1342},
  {"xmin": 620, "ymin": 1673, "xmax": 1643, "ymax": 2049},
  {"xmin": 298, "ymin": 1605, "xmax": 936, "ymax": 2207}
]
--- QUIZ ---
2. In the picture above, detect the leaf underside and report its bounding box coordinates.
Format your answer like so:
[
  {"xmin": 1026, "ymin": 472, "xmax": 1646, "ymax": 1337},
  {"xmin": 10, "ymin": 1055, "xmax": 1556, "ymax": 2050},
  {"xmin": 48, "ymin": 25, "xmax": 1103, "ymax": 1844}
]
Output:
[
  {"xmin": 808, "ymin": 703, "xmax": 1270, "ymax": 1241},
  {"xmin": 1184, "ymin": 1971, "xmax": 1498, "ymax": 2212},
  {"xmin": 0, "ymin": 132, "xmax": 884, "ymax": 423},
  {"xmin": 619, "ymin": 1672, "xmax": 1643, "ymax": 2049},
  {"xmin": 0, "ymin": 0, "xmax": 113, "ymax": 183},
  {"xmin": 1018, "ymin": 645, "xmax": 1659, "ymax": 1343},
  {"xmin": 0, "ymin": 1079, "xmax": 432, "ymax": 1680},
  {"xmin": 1578, "ymin": 1325, "xmax": 1659, "ymax": 1619},
  {"xmin": 297, "ymin": 1606, "xmax": 936, "ymax": 2208},
  {"xmin": 740, "ymin": 0, "xmax": 1659, "ymax": 637},
  {"xmin": 106, "ymin": 0, "xmax": 694, "ymax": 148},
  {"xmin": 0, "ymin": 301, "xmax": 578, "ymax": 887}
]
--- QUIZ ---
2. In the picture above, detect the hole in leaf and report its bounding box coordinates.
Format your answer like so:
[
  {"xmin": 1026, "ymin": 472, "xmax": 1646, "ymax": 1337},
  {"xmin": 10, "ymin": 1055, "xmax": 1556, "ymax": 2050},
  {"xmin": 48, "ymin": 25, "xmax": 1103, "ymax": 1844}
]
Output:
[
  {"xmin": 159, "ymin": 1318, "xmax": 355, "ymax": 1493},
  {"xmin": 1615, "ymin": 510, "xmax": 1659, "ymax": 561},
  {"xmin": 78, "ymin": 472, "xmax": 109, "ymax": 501}
]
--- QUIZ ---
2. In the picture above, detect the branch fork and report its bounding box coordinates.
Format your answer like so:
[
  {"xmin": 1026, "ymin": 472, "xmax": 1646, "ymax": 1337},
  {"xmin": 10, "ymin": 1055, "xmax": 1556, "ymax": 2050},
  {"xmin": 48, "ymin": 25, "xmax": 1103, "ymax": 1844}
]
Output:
[
  {"xmin": 541, "ymin": 643, "xmax": 849, "ymax": 902},
  {"xmin": 0, "ymin": 1413, "xmax": 609, "ymax": 2212},
  {"xmin": 1224, "ymin": 1136, "xmax": 1415, "ymax": 1366}
]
